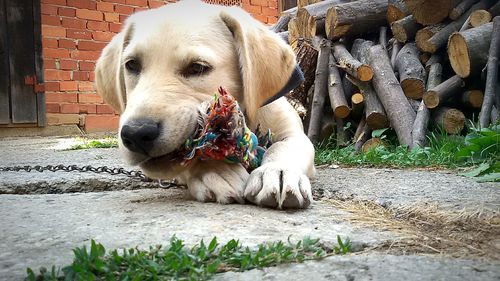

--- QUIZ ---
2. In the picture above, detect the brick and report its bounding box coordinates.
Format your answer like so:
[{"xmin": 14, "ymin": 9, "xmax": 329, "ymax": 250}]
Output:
[
  {"xmin": 46, "ymin": 103, "xmax": 60, "ymax": 113},
  {"xmin": 59, "ymin": 59, "xmax": 78, "ymax": 70},
  {"xmin": 47, "ymin": 113, "xmax": 80, "ymax": 125},
  {"xmin": 67, "ymin": 29, "xmax": 92, "ymax": 39},
  {"xmin": 44, "ymin": 59, "xmax": 57, "ymax": 69},
  {"xmin": 249, "ymin": 0, "xmax": 267, "ymax": 6},
  {"xmin": 79, "ymin": 61, "xmax": 95, "ymax": 71},
  {"xmin": 60, "ymin": 103, "xmax": 80, "ymax": 113},
  {"xmin": 267, "ymin": 16, "xmax": 277, "ymax": 24},
  {"xmin": 243, "ymin": 4, "xmax": 261, "ymax": 14},
  {"xmin": 79, "ymin": 93, "xmax": 103, "ymax": 103},
  {"xmin": 67, "ymin": 0, "xmax": 97, "ymax": 10},
  {"xmin": 45, "ymin": 69, "xmax": 72, "ymax": 81},
  {"xmin": 109, "ymin": 22, "xmax": 122, "ymax": 32},
  {"xmin": 92, "ymin": 31, "xmax": 115, "ymax": 42},
  {"xmin": 97, "ymin": 2, "xmax": 114, "ymax": 12},
  {"xmin": 59, "ymin": 81, "xmax": 78, "ymax": 91},
  {"xmin": 41, "ymin": 15, "xmax": 61, "ymax": 26},
  {"xmin": 70, "ymin": 50, "xmax": 101, "ymax": 60},
  {"xmin": 42, "ymin": 38, "xmax": 58, "ymax": 48},
  {"xmin": 76, "ymin": 9, "xmax": 103, "ymax": 21},
  {"xmin": 73, "ymin": 71, "xmax": 90, "ymax": 80},
  {"xmin": 41, "ymin": 4, "xmax": 58, "ymax": 15},
  {"xmin": 89, "ymin": 71, "xmax": 95, "ymax": 81},
  {"xmin": 79, "ymin": 81, "xmax": 95, "ymax": 91},
  {"xmin": 134, "ymin": 6, "xmax": 147, "ymax": 12},
  {"xmin": 268, "ymin": 0, "xmax": 278, "ymax": 8},
  {"xmin": 104, "ymin": 12, "xmax": 120, "ymax": 22},
  {"xmin": 42, "ymin": 25, "xmax": 66, "ymax": 37},
  {"xmin": 61, "ymin": 18, "xmax": 87, "ymax": 29},
  {"xmin": 119, "ymin": 14, "xmax": 128, "ymax": 23},
  {"xmin": 96, "ymin": 104, "xmax": 115, "ymax": 114},
  {"xmin": 103, "ymin": 0, "xmax": 126, "ymax": 4},
  {"xmin": 87, "ymin": 20, "xmax": 109, "ymax": 31},
  {"xmin": 126, "ymin": 0, "xmax": 147, "ymax": 6},
  {"xmin": 262, "ymin": 7, "xmax": 278, "ymax": 17},
  {"xmin": 252, "ymin": 13, "xmax": 267, "ymax": 23},
  {"xmin": 46, "ymin": 93, "xmax": 78, "ymax": 103},
  {"xmin": 84, "ymin": 114, "xmax": 120, "ymax": 132},
  {"xmin": 78, "ymin": 40, "xmax": 107, "ymax": 51},
  {"xmin": 79, "ymin": 104, "xmax": 97, "ymax": 114},
  {"xmin": 115, "ymin": 4, "xmax": 134, "ymax": 14},
  {"xmin": 58, "ymin": 39, "xmax": 76, "ymax": 49},
  {"xmin": 148, "ymin": 0, "xmax": 164, "ymax": 8},
  {"xmin": 58, "ymin": 7, "xmax": 76, "ymax": 17},
  {"xmin": 44, "ymin": 82, "xmax": 60, "ymax": 91},
  {"xmin": 41, "ymin": 0, "xmax": 66, "ymax": 5},
  {"xmin": 44, "ymin": 48, "xmax": 70, "ymax": 59}
]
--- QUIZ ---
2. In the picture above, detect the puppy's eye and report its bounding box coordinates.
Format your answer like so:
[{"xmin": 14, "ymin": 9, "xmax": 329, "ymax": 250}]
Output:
[
  {"xmin": 183, "ymin": 62, "xmax": 211, "ymax": 77},
  {"xmin": 125, "ymin": 59, "xmax": 141, "ymax": 74}
]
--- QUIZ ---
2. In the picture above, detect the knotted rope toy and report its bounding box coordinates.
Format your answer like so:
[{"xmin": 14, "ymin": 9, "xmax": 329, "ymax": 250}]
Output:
[{"xmin": 177, "ymin": 87, "xmax": 271, "ymax": 171}]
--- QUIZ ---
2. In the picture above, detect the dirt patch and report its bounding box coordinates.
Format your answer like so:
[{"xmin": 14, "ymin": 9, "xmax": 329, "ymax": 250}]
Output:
[{"xmin": 323, "ymin": 198, "xmax": 500, "ymax": 260}]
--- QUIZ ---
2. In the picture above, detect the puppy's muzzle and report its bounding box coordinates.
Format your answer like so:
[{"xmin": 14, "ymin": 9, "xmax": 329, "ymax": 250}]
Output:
[{"xmin": 120, "ymin": 118, "xmax": 160, "ymax": 155}]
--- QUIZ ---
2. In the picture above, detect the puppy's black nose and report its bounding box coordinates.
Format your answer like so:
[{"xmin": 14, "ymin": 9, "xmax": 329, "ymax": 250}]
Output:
[{"xmin": 120, "ymin": 118, "xmax": 160, "ymax": 155}]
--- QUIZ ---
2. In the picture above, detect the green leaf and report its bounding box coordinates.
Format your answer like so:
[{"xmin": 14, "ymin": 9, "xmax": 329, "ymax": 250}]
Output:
[
  {"xmin": 459, "ymin": 163, "xmax": 491, "ymax": 177},
  {"xmin": 371, "ymin": 128, "xmax": 389, "ymax": 138},
  {"xmin": 475, "ymin": 173, "xmax": 500, "ymax": 182}
]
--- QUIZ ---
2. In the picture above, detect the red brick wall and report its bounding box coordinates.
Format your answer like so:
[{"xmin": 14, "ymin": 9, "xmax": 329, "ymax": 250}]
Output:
[{"xmin": 40, "ymin": 0, "xmax": 279, "ymax": 132}]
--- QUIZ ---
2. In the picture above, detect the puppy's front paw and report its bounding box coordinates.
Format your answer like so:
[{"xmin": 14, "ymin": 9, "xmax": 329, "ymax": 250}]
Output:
[
  {"xmin": 244, "ymin": 163, "xmax": 313, "ymax": 209},
  {"xmin": 187, "ymin": 162, "xmax": 249, "ymax": 204}
]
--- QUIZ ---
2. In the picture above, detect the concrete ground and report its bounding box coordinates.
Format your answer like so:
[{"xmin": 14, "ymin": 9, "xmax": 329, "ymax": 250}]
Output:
[{"xmin": 0, "ymin": 137, "xmax": 499, "ymax": 280}]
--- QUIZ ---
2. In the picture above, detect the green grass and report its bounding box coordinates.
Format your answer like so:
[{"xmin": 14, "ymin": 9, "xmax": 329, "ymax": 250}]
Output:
[
  {"xmin": 315, "ymin": 123, "xmax": 499, "ymax": 181},
  {"xmin": 68, "ymin": 137, "xmax": 118, "ymax": 150},
  {"xmin": 26, "ymin": 235, "xmax": 351, "ymax": 281}
]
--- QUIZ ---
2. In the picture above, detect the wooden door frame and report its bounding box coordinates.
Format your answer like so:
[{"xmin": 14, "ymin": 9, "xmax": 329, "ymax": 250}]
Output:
[{"xmin": 33, "ymin": 0, "xmax": 46, "ymax": 127}]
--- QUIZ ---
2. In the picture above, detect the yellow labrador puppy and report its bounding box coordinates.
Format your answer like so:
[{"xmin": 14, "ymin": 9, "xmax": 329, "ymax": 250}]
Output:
[{"xmin": 95, "ymin": 0, "xmax": 315, "ymax": 208}]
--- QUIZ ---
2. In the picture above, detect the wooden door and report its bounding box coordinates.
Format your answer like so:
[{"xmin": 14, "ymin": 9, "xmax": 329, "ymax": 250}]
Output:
[{"xmin": 0, "ymin": 0, "xmax": 45, "ymax": 126}]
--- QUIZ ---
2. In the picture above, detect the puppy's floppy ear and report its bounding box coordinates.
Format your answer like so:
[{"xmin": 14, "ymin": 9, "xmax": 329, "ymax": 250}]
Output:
[
  {"xmin": 95, "ymin": 23, "xmax": 134, "ymax": 114},
  {"xmin": 220, "ymin": 7, "xmax": 297, "ymax": 121}
]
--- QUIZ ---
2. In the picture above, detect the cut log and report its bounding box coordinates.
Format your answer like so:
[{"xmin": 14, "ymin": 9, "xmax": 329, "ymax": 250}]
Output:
[
  {"xmin": 368, "ymin": 45, "xmax": 416, "ymax": 147},
  {"xmin": 403, "ymin": 0, "xmax": 454, "ymax": 25},
  {"xmin": 289, "ymin": 39, "xmax": 318, "ymax": 111},
  {"xmin": 362, "ymin": 138, "xmax": 386, "ymax": 152},
  {"xmin": 347, "ymin": 76, "xmax": 389, "ymax": 130},
  {"xmin": 408, "ymin": 98, "xmax": 421, "ymax": 112},
  {"xmin": 395, "ymin": 43, "xmax": 426, "ymax": 99},
  {"xmin": 422, "ymin": 0, "xmax": 495, "ymax": 53},
  {"xmin": 450, "ymin": 0, "xmax": 478, "ymax": 20},
  {"xmin": 490, "ymin": 2, "xmax": 500, "ymax": 17},
  {"xmin": 320, "ymin": 111, "xmax": 335, "ymax": 142},
  {"xmin": 277, "ymin": 31, "xmax": 289, "ymax": 43},
  {"xmin": 470, "ymin": 9, "xmax": 492, "ymax": 27},
  {"xmin": 379, "ymin": 26, "xmax": 388, "ymax": 49},
  {"xmin": 354, "ymin": 117, "xmax": 372, "ymax": 152},
  {"xmin": 288, "ymin": 18, "xmax": 300, "ymax": 52},
  {"xmin": 423, "ymin": 75, "xmax": 465, "ymax": 108},
  {"xmin": 412, "ymin": 62, "xmax": 442, "ymax": 147},
  {"xmin": 342, "ymin": 73, "xmax": 356, "ymax": 100},
  {"xmin": 415, "ymin": 24, "xmax": 446, "ymax": 52},
  {"xmin": 388, "ymin": 0, "xmax": 409, "ymax": 24},
  {"xmin": 307, "ymin": 39, "xmax": 330, "ymax": 144},
  {"xmin": 327, "ymin": 53, "xmax": 351, "ymax": 118},
  {"xmin": 448, "ymin": 22, "xmax": 493, "ymax": 78},
  {"xmin": 281, "ymin": 6, "xmax": 298, "ymax": 17},
  {"xmin": 391, "ymin": 15, "xmax": 421, "ymax": 43},
  {"xmin": 298, "ymin": 0, "xmax": 322, "ymax": 8},
  {"xmin": 271, "ymin": 14, "xmax": 292, "ymax": 32},
  {"xmin": 479, "ymin": 16, "xmax": 499, "ymax": 128},
  {"xmin": 332, "ymin": 43, "xmax": 373, "ymax": 81},
  {"xmin": 335, "ymin": 117, "xmax": 348, "ymax": 147},
  {"xmin": 419, "ymin": 52, "xmax": 431, "ymax": 64},
  {"xmin": 432, "ymin": 107, "xmax": 466, "ymax": 134},
  {"xmin": 390, "ymin": 40, "xmax": 402, "ymax": 69},
  {"xmin": 295, "ymin": 0, "xmax": 352, "ymax": 38},
  {"xmin": 325, "ymin": 0, "xmax": 388, "ymax": 40},
  {"xmin": 424, "ymin": 54, "xmax": 442, "ymax": 71},
  {"xmin": 351, "ymin": 93, "xmax": 365, "ymax": 117},
  {"xmin": 461, "ymin": 90, "xmax": 484, "ymax": 108}
]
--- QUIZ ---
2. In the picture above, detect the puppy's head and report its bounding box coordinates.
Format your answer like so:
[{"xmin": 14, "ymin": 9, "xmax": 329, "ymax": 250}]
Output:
[{"xmin": 95, "ymin": 0, "xmax": 297, "ymax": 179}]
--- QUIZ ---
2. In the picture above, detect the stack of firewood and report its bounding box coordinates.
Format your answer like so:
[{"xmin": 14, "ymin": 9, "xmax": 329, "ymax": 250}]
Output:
[{"xmin": 273, "ymin": 0, "xmax": 500, "ymax": 150}]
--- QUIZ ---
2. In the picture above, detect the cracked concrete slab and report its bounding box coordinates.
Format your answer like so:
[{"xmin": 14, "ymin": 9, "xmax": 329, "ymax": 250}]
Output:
[{"xmin": 0, "ymin": 137, "xmax": 499, "ymax": 280}]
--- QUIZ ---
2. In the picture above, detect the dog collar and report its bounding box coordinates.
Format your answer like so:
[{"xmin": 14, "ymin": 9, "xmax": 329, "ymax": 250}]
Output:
[{"xmin": 263, "ymin": 64, "xmax": 305, "ymax": 106}]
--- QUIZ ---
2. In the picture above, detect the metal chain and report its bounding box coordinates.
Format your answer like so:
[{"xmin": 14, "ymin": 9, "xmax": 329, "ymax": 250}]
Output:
[{"xmin": 0, "ymin": 165, "xmax": 181, "ymax": 189}]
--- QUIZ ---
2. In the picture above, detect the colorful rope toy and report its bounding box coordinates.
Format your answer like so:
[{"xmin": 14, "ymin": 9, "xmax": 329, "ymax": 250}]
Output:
[{"xmin": 179, "ymin": 87, "xmax": 271, "ymax": 171}]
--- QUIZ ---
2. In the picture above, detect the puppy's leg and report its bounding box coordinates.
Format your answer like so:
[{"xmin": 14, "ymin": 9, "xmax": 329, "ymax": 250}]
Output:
[
  {"xmin": 245, "ymin": 99, "xmax": 315, "ymax": 209},
  {"xmin": 181, "ymin": 161, "xmax": 249, "ymax": 204}
]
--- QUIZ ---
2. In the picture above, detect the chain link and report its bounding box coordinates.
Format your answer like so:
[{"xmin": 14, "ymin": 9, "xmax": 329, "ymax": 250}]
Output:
[{"xmin": 0, "ymin": 165, "xmax": 181, "ymax": 189}]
